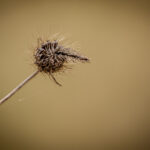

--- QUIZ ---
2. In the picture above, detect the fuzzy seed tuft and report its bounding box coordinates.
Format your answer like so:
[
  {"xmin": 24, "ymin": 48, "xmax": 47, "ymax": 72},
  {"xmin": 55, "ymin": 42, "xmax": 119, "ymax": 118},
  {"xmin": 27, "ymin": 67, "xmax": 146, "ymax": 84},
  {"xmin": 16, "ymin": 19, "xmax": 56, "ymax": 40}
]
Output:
[{"xmin": 34, "ymin": 40, "xmax": 89, "ymax": 85}]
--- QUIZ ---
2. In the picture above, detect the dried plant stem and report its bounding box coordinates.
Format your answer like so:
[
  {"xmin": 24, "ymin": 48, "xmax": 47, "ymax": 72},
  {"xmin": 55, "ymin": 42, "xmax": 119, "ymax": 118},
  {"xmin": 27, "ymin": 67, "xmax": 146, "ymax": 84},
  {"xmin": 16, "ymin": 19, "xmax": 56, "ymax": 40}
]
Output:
[{"xmin": 0, "ymin": 70, "xmax": 39, "ymax": 105}]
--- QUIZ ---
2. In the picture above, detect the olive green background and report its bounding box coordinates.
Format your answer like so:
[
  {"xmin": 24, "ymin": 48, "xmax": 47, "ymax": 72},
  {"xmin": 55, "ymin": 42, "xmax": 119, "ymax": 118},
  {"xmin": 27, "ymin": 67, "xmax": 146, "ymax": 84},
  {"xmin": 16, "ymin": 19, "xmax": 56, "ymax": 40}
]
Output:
[{"xmin": 0, "ymin": 0, "xmax": 150, "ymax": 150}]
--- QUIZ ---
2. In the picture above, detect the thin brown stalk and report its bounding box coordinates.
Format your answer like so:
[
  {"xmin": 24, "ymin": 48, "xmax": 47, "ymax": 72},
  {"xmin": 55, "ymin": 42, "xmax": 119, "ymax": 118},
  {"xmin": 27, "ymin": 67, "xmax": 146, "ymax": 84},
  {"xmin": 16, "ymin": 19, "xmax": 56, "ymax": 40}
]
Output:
[{"xmin": 0, "ymin": 70, "xmax": 39, "ymax": 105}]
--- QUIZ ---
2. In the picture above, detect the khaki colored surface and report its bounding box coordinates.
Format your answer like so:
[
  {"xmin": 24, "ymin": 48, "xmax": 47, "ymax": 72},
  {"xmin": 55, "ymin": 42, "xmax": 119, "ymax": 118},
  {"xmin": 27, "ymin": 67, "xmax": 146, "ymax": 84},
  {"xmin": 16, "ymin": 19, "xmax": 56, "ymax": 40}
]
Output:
[{"xmin": 0, "ymin": 0, "xmax": 150, "ymax": 150}]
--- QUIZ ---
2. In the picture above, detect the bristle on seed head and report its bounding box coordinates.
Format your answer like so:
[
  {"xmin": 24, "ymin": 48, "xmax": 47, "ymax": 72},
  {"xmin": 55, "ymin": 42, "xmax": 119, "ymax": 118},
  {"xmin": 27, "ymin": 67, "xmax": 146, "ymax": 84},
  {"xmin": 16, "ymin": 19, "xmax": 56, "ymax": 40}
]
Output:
[{"xmin": 34, "ymin": 40, "xmax": 89, "ymax": 85}]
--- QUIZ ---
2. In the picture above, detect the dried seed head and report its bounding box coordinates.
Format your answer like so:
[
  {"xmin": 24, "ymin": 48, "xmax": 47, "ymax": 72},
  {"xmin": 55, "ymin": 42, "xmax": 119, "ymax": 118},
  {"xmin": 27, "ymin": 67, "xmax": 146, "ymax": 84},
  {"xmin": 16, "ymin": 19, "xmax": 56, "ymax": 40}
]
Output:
[{"xmin": 34, "ymin": 39, "xmax": 89, "ymax": 85}]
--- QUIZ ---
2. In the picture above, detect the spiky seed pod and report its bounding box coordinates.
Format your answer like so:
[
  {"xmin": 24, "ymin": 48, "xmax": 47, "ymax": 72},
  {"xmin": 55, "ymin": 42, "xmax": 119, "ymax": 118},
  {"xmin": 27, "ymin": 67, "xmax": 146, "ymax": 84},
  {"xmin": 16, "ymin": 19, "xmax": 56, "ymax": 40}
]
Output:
[{"xmin": 34, "ymin": 40, "xmax": 89, "ymax": 86}]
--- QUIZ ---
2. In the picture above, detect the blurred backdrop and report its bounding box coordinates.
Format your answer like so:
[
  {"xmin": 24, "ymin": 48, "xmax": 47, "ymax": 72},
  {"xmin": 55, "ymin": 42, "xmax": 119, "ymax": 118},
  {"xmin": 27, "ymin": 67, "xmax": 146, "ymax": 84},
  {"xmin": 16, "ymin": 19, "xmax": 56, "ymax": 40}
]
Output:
[{"xmin": 0, "ymin": 0, "xmax": 150, "ymax": 150}]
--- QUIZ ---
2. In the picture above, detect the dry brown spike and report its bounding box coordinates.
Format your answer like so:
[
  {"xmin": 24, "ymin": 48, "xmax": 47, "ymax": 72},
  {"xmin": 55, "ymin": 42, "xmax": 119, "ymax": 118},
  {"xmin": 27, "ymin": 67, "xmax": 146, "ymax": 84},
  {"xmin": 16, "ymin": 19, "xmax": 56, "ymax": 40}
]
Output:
[
  {"xmin": 34, "ymin": 40, "xmax": 89, "ymax": 85},
  {"xmin": 0, "ymin": 38, "xmax": 90, "ymax": 104}
]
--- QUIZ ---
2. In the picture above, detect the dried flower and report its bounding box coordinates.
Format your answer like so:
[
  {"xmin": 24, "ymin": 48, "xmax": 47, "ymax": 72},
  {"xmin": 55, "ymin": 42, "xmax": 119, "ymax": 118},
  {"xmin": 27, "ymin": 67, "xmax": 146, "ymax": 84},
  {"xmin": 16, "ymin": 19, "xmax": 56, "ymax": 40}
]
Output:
[
  {"xmin": 0, "ymin": 37, "xmax": 90, "ymax": 104},
  {"xmin": 34, "ymin": 40, "xmax": 89, "ymax": 86}
]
